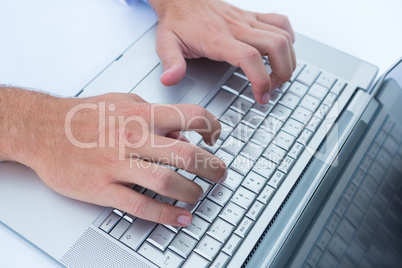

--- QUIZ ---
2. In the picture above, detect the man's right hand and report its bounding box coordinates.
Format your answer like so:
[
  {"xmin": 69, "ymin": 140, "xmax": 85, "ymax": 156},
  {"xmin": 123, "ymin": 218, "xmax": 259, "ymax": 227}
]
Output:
[{"xmin": 0, "ymin": 88, "xmax": 227, "ymax": 227}]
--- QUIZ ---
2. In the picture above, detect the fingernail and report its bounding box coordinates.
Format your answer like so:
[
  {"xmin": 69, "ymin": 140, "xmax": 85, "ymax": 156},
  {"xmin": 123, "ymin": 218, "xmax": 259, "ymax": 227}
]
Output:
[
  {"xmin": 262, "ymin": 92, "xmax": 270, "ymax": 104},
  {"xmin": 218, "ymin": 169, "xmax": 228, "ymax": 184},
  {"xmin": 177, "ymin": 215, "xmax": 192, "ymax": 226}
]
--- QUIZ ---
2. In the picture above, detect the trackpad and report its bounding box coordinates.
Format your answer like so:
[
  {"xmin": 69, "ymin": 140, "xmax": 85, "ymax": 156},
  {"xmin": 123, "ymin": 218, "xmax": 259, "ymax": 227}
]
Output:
[{"xmin": 131, "ymin": 63, "xmax": 195, "ymax": 104}]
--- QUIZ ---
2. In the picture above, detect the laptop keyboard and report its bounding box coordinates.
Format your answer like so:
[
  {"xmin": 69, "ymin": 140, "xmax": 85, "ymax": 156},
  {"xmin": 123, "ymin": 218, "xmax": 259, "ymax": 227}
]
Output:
[
  {"xmin": 98, "ymin": 59, "xmax": 347, "ymax": 267},
  {"xmin": 303, "ymin": 115, "xmax": 402, "ymax": 268}
]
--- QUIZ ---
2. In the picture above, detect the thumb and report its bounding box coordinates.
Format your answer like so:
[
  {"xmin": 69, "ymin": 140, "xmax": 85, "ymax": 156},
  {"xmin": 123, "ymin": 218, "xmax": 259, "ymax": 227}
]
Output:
[{"xmin": 156, "ymin": 31, "xmax": 187, "ymax": 86}]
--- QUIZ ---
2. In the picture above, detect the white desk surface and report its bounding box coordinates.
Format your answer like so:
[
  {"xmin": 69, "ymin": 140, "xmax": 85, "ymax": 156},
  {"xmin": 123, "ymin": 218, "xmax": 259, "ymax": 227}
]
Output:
[{"xmin": 1, "ymin": 0, "xmax": 401, "ymax": 266}]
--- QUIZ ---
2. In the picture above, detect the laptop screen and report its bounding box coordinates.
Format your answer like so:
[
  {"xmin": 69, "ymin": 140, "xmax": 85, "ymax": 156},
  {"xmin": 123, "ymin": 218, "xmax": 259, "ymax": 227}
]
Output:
[{"xmin": 285, "ymin": 59, "xmax": 402, "ymax": 267}]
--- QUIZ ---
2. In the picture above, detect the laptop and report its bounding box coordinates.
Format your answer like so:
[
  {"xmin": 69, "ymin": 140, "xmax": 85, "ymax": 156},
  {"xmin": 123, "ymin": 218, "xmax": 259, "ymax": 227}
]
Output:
[{"xmin": 1, "ymin": 15, "xmax": 401, "ymax": 268}]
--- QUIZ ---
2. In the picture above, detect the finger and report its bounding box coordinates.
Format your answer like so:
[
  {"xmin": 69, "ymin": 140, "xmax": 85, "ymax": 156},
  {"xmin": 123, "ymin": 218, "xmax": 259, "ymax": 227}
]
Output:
[
  {"xmin": 128, "ymin": 135, "xmax": 227, "ymax": 183},
  {"xmin": 235, "ymin": 28, "xmax": 294, "ymax": 90},
  {"xmin": 166, "ymin": 132, "xmax": 190, "ymax": 142},
  {"xmin": 99, "ymin": 184, "xmax": 193, "ymax": 226},
  {"xmin": 211, "ymin": 38, "xmax": 271, "ymax": 104},
  {"xmin": 149, "ymin": 103, "xmax": 221, "ymax": 145},
  {"xmin": 250, "ymin": 20, "xmax": 297, "ymax": 71},
  {"xmin": 256, "ymin": 13, "xmax": 296, "ymax": 43},
  {"xmin": 155, "ymin": 27, "xmax": 187, "ymax": 86},
  {"xmin": 116, "ymin": 159, "xmax": 203, "ymax": 204}
]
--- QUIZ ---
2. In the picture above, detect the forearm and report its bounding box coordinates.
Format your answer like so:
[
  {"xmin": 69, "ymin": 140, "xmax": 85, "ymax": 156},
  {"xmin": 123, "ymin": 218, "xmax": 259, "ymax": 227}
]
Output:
[{"xmin": 0, "ymin": 87, "xmax": 58, "ymax": 166}]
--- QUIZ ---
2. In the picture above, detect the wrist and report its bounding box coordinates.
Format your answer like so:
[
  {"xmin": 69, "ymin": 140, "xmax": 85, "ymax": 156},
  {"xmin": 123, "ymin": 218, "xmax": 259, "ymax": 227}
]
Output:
[{"xmin": 0, "ymin": 87, "xmax": 61, "ymax": 167}]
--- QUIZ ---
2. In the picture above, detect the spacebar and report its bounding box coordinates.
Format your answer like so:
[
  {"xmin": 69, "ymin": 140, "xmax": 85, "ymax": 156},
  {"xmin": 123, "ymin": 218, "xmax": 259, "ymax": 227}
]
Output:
[
  {"xmin": 119, "ymin": 218, "xmax": 156, "ymax": 251},
  {"xmin": 205, "ymin": 89, "xmax": 237, "ymax": 117}
]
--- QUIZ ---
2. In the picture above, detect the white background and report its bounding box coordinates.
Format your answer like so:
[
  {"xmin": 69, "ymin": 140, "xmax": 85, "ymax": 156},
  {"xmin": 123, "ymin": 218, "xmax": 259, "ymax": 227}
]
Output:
[{"xmin": 1, "ymin": 0, "xmax": 401, "ymax": 267}]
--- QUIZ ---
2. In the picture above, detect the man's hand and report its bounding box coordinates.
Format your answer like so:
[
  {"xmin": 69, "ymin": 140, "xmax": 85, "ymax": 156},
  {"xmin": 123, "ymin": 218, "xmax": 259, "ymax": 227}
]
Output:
[
  {"xmin": 0, "ymin": 88, "xmax": 227, "ymax": 226},
  {"xmin": 148, "ymin": 0, "xmax": 296, "ymax": 104}
]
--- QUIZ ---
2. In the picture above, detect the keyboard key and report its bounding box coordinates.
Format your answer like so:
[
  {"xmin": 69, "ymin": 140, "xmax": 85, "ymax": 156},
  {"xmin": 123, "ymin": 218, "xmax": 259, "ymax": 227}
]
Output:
[
  {"xmin": 273, "ymin": 130, "xmax": 296, "ymax": 151},
  {"xmin": 288, "ymin": 142, "xmax": 304, "ymax": 159},
  {"xmin": 276, "ymin": 81, "xmax": 291, "ymax": 93},
  {"xmin": 263, "ymin": 143, "xmax": 286, "ymax": 164},
  {"xmin": 109, "ymin": 218, "xmax": 131, "ymax": 239},
  {"xmin": 290, "ymin": 62, "xmax": 305, "ymax": 82},
  {"xmin": 221, "ymin": 135, "xmax": 245, "ymax": 156},
  {"xmin": 235, "ymin": 217, "xmax": 254, "ymax": 238},
  {"xmin": 100, "ymin": 212, "xmax": 120, "ymax": 233},
  {"xmin": 154, "ymin": 194, "xmax": 176, "ymax": 205},
  {"xmin": 207, "ymin": 218, "xmax": 234, "ymax": 243},
  {"xmin": 314, "ymin": 103, "xmax": 330, "ymax": 120},
  {"xmin": 330, "ymin": 80, "xmax": 346, "ymax": 95},
  {"xmin": 183, "ymin": 215, "xmax": 209, "ymax": 240},
  {"xmin": 224, "ymin": 75, "xmax": 248, "ymax": 94},
  {"xmin": 251, "ymin": 102, "xmax": 273, "ymax": 117},
  {"xmin": 208, "ymin": 184, "xmax": 233, "ymax": 207},
  {"xmin": 218, "ymin": 122, "xmax": 233, "ymax": 141},
  {"xmin": 288, "ymin": 81, "xmax": 309, "ymax": 98},
  {"xmin": 300, "ymin": 94, "xmax": 320, "ymax": 112},
  {"xmin": 246, "ymin": 201, "xmax": 265, "ymax": 220},
  {"xmin": 221, "ymin": 234, "xmax": 242, "ymax": 256},
  {"xmin": 175, "ymin": 200, "xmax": 199, "ymax": 214},
  {"xmin": 297, "ymin": 128, "xmax": 314, "ymax": 145},
  {"xmin": 257, "ymin": 185, "xmax": 275, "ymax": 204},
  {"xmin": 222, "ymin": 169, "xmax": 244, "ymax": 191},
  {"xmin": 322, "ymin": 92, "xmax": 337, "ymax": 107},
  {"xmin": 219, "ymin": 202, "xmax": 246, "ymax": 226},
  {"xmin": 177, "ymin": 169, "xmax": 197, "ymax": 180},
  {"xmin": 291, "ymin": 106, "xmax": 313, "ymax": 124},
  {"xmin": 198, "ymin": 139, "xmax": 223, "ymax": 154},
  {"xmin": 251, "ymin": 128, "xmax": 275, "ymax": 147},
  {"xmin": 240, "ymin": 85, "xmax": 255, "ymax": 103},
  {"xmin": 168, "ymin": 231, "xmax": 198, "ymax": 258},
  {"xmin": 268, "ymin": 90, "xmax": 282, "ymax": 104},
  {"xmin": 147, "ymin": 225, "xmax": 176, "ymax": 251},
  {"xmin": 297, "ymin": 65, "xmax": 320, "ymax": 86},
  {"xmin": 240, "ymin": 142, "xmax": 264, "ymax": 161},
  {"xmin": 215, "ymin": 149, "xmax": 234, "ymax": 167},
  {"xmin": 306, "ymin": 116, "xmax": 322, "ymax": 132},
  {"xmin": 252, "ymin": 157, "xmax": 277, "ymax": 178},
  {"xmin": 232, "ymin": 123, "xmax": 255, "ymax": 142},
  {"xmin": 270, "ymin": 104, "xmax": 292, "ymax": 122},
  {"xmin": 316, "ymin": 72, "xmax": 336, "ymax": 89},
  {"xmin": 268, "ymin": 170, "xmax": 286, "ymax": 188},
  {"xmin": 220, "ymin": 109, "xmax": 243, "ymax": 127},
  {"xmin": 138, "ymin": 242, "xmax": 184, "ymax": 268},
  {"xmin": 279, "ymin": 92, "xmax": 301, "ymax": 110},
  {"xmin": 261, "ymin": 116, "xmax": 284, "ymax": 135},
  {"xmin": 242, "ymin": 110, "xmax": 265, "ymax": 128},
  {"xmin": 282, "ymin": 118, "xmax": 304, "ymax": 137},
  {"xmin": 195, "ymin": 199, "xmax": 222, "ymax": 223},
  {"xmin": 230, "ymin": 154, "xmax": 254, "ymax": 176},
  {"xmin": 242, "ymin": 171, "xmax": 267, "ymax": 194},
  {"xmin": 194, "ymin": 235, "xmax": 223, "ymax": 261},
  {"xmin": 182, "ymin": 253, "xmax": 210, "ymax": 268},
  {"xmin": 278, "ymin": 155, "xmax": 295, "ymax": 174},
  {"xmin": 308, "ymin": 83, "xmax": 329, "ymax": 100},
  {"xmin": 230, "ymin": 97, "xmax": 253, "ymax": 115},
  {"xmin": 205, "ymin": 89, "xmax": 237, "ymax": 117},
  {"xmin": 120, "ymin": 218, "xmax": 157, "ymax": 251},
  {"xmin": 231, "ymin": 186, "xmax": 256, "ymax": 209},
  {"xmin": 210, "ymin": 252, "xmax": 230, "ymax": 268},
  {"xmin": 194, "ymin": 177, "xmax": 213, "ymax": 198}
]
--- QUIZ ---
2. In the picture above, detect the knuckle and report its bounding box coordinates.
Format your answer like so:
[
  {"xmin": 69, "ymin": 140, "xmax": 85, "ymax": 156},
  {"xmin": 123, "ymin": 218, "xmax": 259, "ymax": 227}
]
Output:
[
  {"xmin": 271, "ymin": 35, "xmax": 289, "ymax": 51},
  {"xmin": 242, "ymin": 47, "xmax": 261, "ymax": 62},
  {"xmin": 177, "ymin": 143, "xmax": 196, "ymax": 168},
  {"xmin": 189, "ymin": 105, "xmax": 209, "ymax": 129},
  {"xmin": 156, "ymin": 205, "xmax": 170, "ymax": 224},
  {"xmin": 153, "ymin": 168, "xmax": 174, "ymax": 193},
  {"xmin": 128, "ymin": 197, "xmax": 147, "ymax": 218}
]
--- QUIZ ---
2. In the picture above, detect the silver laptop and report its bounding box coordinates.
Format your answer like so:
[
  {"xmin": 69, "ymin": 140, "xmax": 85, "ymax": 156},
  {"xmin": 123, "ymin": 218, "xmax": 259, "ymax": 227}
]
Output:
[{"xmin": 1, "ymin": 21, "xmax": 401, "ymax": 267}]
